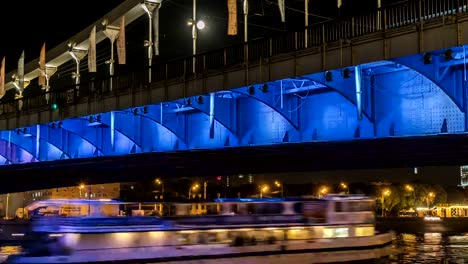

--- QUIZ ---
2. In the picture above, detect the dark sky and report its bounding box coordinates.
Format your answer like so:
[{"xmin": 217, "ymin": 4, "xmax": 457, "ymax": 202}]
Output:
[
  {"xmin": 0, "ymin": 1, "xmax": 126, "ymax": 71},
  {"xmin": 257, "ymin": 166, "xmax": 463, "ymax": 186},
  {"xmin": 0, "ymin": 0, "xmax": 391, "ymax": 71}
]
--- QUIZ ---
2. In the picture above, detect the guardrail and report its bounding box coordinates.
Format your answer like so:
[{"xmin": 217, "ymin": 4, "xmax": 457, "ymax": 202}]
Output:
[{"xmin": 1, "ymin": 0, "xmax": 466, "ymax": 118}]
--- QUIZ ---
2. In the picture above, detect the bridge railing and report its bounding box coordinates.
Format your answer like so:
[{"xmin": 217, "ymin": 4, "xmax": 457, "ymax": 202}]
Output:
[{"xmin": 0, "ymin": 0, "xmax": 466, "ymax": 118}]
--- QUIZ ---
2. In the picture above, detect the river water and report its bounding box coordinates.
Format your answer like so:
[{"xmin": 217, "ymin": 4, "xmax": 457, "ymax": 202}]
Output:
[
  {"xmin": 0, "ymin": 232, "xmax": 467, "ymax": 263},
  {"xmin": 388, "ymin": 232, "xmax": 468, "ymax": 263}
]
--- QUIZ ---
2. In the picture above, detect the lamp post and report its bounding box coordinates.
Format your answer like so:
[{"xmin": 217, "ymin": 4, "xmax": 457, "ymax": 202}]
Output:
[
  {"xmin": 243, "ymin": 0, "xmax": 249, "ymax": 83},
  {"xmin": 405, "ymin": 184, "xmax": 414, "ymax": 208},
  {"xmin": 274, "ymin": 181, "xmax": 283, "ymax": 198},
  {"xmin": 79, "ymin": 183, "xmax": 85, "ymax": 198},
  {"xmin": 188, "ymin": 184, "xmax": 199, "ymax": 199},
  {"xmin": 305, "ymin": 0, "xmax": 309, "ymax": 48},
  {"xmin": 5, "ymin": 193, "xmax": 10, "ymax": 220},
  {"xmin": 426, "ymin": 192, "xmax": 435, "ymax": 208},
  {"xmin": 260, "ymin": 185, "xmax": 269, "ymax": 198},
  {"xmin": 68, "ymin": 43, "xmax": 88, "ymax": 99},
  {"xmin": 381, "ymin": 189, "xmax": 390, "ymax": 217},
  {"xmin": 141, "ymin": 0, "xmax": 162, "ymax": 83},
  {"xmin": 187, "ymin": 0, "xmax": 205, "ymax": 74},
  {"xmin": 376, "ymin": 0, "xmax": 382, "ymax": 30},
  {"xmin": 203, "ymin": 181, "xmax": 207, "ymax": 200},
  {"xmin": 319, "ymin": 187, "xmax": 328, "ymax": 198},
  {"xmin": 155, "ymin": 178, "xmax": 164, "ymax": 199},
  {"xmin": 340, "ymin": 182, "xmax": 349, "ymax": 194}
]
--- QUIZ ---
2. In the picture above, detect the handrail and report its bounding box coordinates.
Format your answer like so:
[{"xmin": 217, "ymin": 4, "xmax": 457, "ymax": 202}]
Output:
[{"xmin": 1, "ymin": 0, "xmax": 466, "ymax": 119}]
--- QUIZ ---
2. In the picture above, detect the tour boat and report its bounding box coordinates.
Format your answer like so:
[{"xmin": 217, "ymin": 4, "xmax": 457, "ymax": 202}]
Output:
[{"xmin": 7, "ymin": 195, "xmax": 395, "ymax": 263}]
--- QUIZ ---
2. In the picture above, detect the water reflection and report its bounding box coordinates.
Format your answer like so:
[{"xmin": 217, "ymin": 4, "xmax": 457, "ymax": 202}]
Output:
[
  {"xmin": 0, "ymin": 245, "xmax": 22, "ymax": 263},
  {"xmin": 390, "ymin": 233, "xmax": 468, "ymax": 263}
]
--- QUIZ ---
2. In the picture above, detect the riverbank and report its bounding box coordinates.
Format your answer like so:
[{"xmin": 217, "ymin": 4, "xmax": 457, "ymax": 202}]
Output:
[{"xmin": 376, "ymin": 217, "xmax": 468, "ymax": 234}]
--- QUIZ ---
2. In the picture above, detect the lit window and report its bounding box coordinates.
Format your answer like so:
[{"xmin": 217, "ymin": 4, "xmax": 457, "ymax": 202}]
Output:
[
  {"xmin": 335, "ymin": 228, "xmax": 349, "ymax": 238},
  {"xmin": 355, "ymin": 226, "xmax": 374, "ymax": 236}
]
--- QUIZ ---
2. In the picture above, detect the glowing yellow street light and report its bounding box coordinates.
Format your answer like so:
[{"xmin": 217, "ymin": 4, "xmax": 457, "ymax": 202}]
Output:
[
  {"xmin": 274, "ymin": 181, "xmax": 284, "ymax": 198},
  {"xmin": 319, "ymin": 187, "xmax": 328, "ymax": 198},
  {"xmin": 155, "ymin": 178, "xmax": 164, "ymax": 199},
  {"xmin": 405, "ymin": 185, "xmax": 414, "ymax": 192},
  {"xmin": 381, "ymin": 189, "xmax": 391, "ymax": 217},
  {"xmin": 79, "ymin": 183, "xmax": 85, "ymax": 198},
  {"xmin": 340, "ymin": 182, "xmax": 349, "ymax": 194},
  {"xmin": 426, "ymin": 192, "xmax": 435, "ymax": 208},
  {"xmin": 260, "ymin": 185, "xmax": 269, "ymax": 198},
  {"xmin": 188, "ymin": 183, "xmax": 200, "ymax": 199}
]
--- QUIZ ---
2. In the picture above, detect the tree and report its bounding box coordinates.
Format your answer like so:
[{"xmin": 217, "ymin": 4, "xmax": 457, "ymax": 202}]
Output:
[{"xmin": 381, "ymin": 186, "xmax": 402, "ymax": 216}]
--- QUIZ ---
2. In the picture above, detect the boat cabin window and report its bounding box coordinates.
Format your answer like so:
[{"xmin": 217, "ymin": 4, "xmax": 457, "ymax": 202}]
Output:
[
  {"xmin": 246, "ymin": 203, "xmax": 284, "ymax": 214},
  {"xmin": 293, "ymin": 202, "xmax": 303, "ymax": 214},
  {"xmin": 334, "ymin": 201, "xmax": 374, "ymax": 212}
]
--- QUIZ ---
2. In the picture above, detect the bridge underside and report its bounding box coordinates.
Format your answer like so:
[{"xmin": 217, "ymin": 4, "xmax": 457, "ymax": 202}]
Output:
[{"xmin": 1, "ymin": 133, "xmax": 468, "ymax": 193}]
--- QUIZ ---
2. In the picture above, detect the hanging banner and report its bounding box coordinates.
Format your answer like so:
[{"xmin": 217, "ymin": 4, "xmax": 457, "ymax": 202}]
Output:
[
  {"xmin": 227, "ymin": 0, "xmax": 237, "ymax": 35},
  {"xmin": 337, "ymin": 0, "xmax": 342, "ymax": 8},
  {"xmin": 152, "ymin": 3, "xmax": 161, "ymax": 56},
  {"xmin": 117, "ymin": 16, "xmax": 126, "ymax": 65},
  {"xmin": 0, "ymin": 57, "xmax": 4, "ymax": 96},
  {"xmin": 38, "ymin": 43, "xmax": 46, "ymax": 86},
  {"xmin": 278, "ymin": 0, "xmax": 285, "ymax": 22},
  {"xmin": 88, "ymin": 26, "xmax": 97, "ymax": 72},
  {"xmin": 18, "ymin": 51, "xmax": 25, "ymax": 91}
]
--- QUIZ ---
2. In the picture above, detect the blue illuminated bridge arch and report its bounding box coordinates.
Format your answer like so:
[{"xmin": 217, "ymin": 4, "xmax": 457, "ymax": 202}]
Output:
[{"xmin": 1, "ymin": 45, "xmax": 468, "ymax": 165}]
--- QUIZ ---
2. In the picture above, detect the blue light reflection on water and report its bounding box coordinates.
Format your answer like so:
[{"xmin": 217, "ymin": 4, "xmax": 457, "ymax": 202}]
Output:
[{"xmin": 1, "ymin": 233, "xmax": 468, "ymax": 263}]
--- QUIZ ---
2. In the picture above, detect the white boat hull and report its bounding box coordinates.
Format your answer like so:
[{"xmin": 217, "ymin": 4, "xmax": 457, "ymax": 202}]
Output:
[{"xmin": 8, "ymin": 232, "xmax": 394, "ymax": 264}]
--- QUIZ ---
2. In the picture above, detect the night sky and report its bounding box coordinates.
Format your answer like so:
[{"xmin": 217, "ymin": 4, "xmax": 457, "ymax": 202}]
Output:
[
  {"xmin": 0, "ymin": 0, "xmax": 392, "ymax": 71},
  {"xmin": 259, "ymin": 166, "xmax": 463, "ymax": 186},
  {"xmin": 0, "ymin": 0, "xmax": 462, "ymax": 187}
]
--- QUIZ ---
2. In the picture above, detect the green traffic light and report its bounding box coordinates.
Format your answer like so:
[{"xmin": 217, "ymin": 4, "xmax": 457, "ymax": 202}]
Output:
[{"xmin": 51, "ymin": 103, "xmax": 58, "ymax": 110}]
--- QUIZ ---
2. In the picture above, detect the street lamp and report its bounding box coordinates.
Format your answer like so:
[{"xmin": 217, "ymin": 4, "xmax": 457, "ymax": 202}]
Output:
[
  {"xmin": 405, "ymin": 185, "xmax": 414, "ymax": 192},
  {"xmin": 426, "ymin": 192, "xmax": 435, "ymax": 208},
  {"xmin": 5, "ymin": 193, "xmax": 10, "ymax": 220},
  {"xmin": 187, "ymin": 0, "xmax": 206, "ymax": 74},
  {"xmin": 319, "ymin": 187, "xmax": 328, "ymax": 198},
  {"xmin": 141, "ymin": 0, "xmax": 162, "ymax": 83},
  {"xmin": 260, "ymin": 185, "xmax": 269, "ymax": 198},
  {"xmin": 203, "ymin": 181, "xmax": 207, "ymax": 200},
  {"xmin": 340, "ymin": 182, "xmax": 349, "ymax": 194},
  {"xmin": 405, "ymin": 184, "xmax": 415, "ymax": 209},
  {"xmin": 79, "ymin": 183, "xmax": 85, "ymax": 198},
  {"xmin": 274, "ymin": 181, "xmax": 283, "ymax": 198},
  {"xmin": 188, "ymin": 183, "xmax": 199, "ymax": 199},
  {"xmin": 155, "ymin": 178, "xmax": 164, "ymax": 199},
  {"xmin": 381, "ymin": 189, "xmax": 391, "ymax": 217}
]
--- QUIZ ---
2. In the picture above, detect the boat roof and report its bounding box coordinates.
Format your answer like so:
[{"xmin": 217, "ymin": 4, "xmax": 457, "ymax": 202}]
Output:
[
  {"xmin": 214, "ymin": 194, "xmax": 371, "ymax": 203},
  {"xmin": 26, "ymin": 198, "xmax": 127, "ymax": 211}
]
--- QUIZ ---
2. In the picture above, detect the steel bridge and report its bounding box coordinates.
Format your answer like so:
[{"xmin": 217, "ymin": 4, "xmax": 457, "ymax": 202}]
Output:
[{"xmin": 0, "ymin": 0, "xmax": 467, "ymax": 191}]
